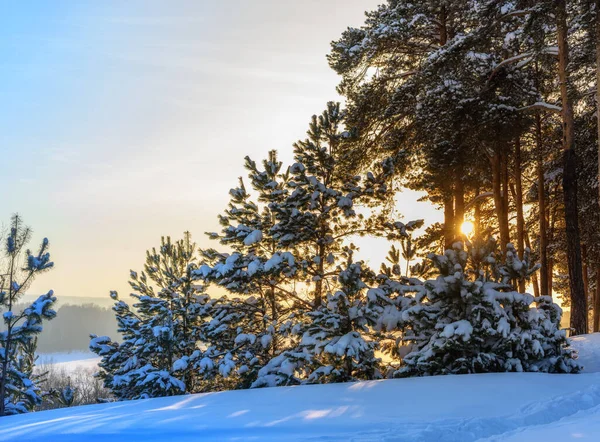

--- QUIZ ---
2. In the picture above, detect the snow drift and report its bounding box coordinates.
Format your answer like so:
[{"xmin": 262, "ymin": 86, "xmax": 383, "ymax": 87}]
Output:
[{"xmin": 1, "ymin": 334, "xmax": 599, "ymax": 442}]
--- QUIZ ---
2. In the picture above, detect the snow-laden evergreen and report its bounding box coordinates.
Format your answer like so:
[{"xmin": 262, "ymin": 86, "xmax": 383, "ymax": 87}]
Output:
[
  {"xmin": 193, "ymin": 151, "xmax": 300, "ymax": 389},
  {"xmin": 387, "ymin": 239, "xmax": 579, "ymax": 376},
  {"xmin": 0, "ymin": 215, "xmax": 57, "ymax": 416},
  {"xmin": 90, "ymin": 234, "xmax": 211, "ymax": 399}
]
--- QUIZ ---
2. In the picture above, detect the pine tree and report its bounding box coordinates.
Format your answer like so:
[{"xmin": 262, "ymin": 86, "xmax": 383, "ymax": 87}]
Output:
[
  {"xmin": 90, "ymin": 234, "xmax": 211, "ymax": 399},
  {"xmin": 251, "ymin": 103, "xmax": 411, "ymax": 387},
  {"xmin": 194, "ymin": 151, "xmax": 301, "ymax": 389},
  {"xmin": 0, "ymin": 215, "xmax": 56, "ymax": 415},
  {"xmin": 270, "ymin": 102, "xmax": 392, "ymax": 308},
  {"xmin": 394, "ymin": 239, "xmax": 579, "ymax": 376}
]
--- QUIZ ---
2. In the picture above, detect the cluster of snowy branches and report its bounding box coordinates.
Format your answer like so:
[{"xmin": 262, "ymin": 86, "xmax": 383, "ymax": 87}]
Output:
[{"xmin": 90, "ymin": 104, "xmax": 578, "ymax": 401}]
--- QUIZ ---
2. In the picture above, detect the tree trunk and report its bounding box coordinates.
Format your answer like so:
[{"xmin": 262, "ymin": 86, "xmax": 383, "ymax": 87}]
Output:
[
  {"xmin": 474, "ymin": 186, "xmax": 481, "ymax": 237},
  {"xmin": 536, "ymin": 115, "xmax": 550, "ymax": 298},
  {"xmin": 439, "ymin": 5, "xmax": 447, "ymax": 46},
  {"xmin": 454, "ymin": 168, "xmax": 465, "ymax": 239},
  {"xmin": 583, "ymin": 243, "xmax": 590, "ymax": 301},
  {"xmin": 525, "ymin": 232, "xmax": 540, "ymax": 297},
  {"xmin": 514, "ymin": 138, "xmax": 526, "ymax": 292},
  {"xmin": 556, "ymin": 0, "xmax": 587, "ymax": 335},
  {"xmin": 314, "ymin": 243, "xmax": 325, "ymax": 308},
  {"xmin": 595, "ymin": 266, "xmax": 600, "ymax": 332},
  {"xmin": 491, "ymin": 151, "xmax": 510, "ymax": 255},
  {"xmin": 443, "ymin": 185, "xmax": 454, "ymax": 250},
  {"xmin": 595, "ymin": 0, "xmax": 600, "ymax": 332}
]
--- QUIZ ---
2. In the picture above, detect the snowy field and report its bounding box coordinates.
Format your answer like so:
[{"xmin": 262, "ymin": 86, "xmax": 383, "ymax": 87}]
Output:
[
  {"xmin": 36, "ymin": 352, "xmax": 101, "ymax": 373},
  {"xmin": 1, "ymin": 335, "xmax": 600, "ymax": 441}
]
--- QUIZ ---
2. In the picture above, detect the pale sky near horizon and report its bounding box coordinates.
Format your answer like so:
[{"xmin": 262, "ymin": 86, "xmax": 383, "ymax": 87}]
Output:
[{"xmin": 0, "ymin": 1, "xmax": 442, "ymax": 300}]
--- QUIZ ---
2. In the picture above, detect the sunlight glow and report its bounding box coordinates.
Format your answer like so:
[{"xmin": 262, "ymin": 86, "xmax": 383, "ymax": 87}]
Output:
[{"xmin": 461, "ymin": 221, "xmax": 475, "ymax": 236}]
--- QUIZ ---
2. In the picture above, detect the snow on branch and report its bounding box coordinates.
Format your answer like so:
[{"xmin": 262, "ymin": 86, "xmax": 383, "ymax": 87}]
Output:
[
  {"xmin": 465, "ymin": 192, "xmax": 494, "ymax": 210},
  {"xmin": 518, "ymin": 102, "xmax": 562, "ymax": 114},
  {"xmin": 488, "ymin": 47, "xmax": 559, "ymax": 82},
  {"xmin": 501, "ymin": 9, "xmax": 536, "ymax": 19}
]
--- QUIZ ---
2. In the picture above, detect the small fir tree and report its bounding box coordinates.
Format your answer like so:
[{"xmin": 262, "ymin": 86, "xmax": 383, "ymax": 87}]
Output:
[
  {"xmin": 0, "ymin": 215, "xmax": 56, "ymax": 415},
  {"xmin": 90, "ymin": 233, "xmax": 211, "ymax": 399}
]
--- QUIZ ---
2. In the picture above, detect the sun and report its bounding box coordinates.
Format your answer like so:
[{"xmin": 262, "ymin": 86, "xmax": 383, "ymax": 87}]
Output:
[{"xmin": 461, "ymin": 221, "xmax": 475, "ymax": 236}]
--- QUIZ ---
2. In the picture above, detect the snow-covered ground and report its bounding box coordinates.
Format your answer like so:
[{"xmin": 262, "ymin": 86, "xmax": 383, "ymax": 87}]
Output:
[{"xmin": 1, "ymin": 334, "xmax": 600, "ymax": 441}]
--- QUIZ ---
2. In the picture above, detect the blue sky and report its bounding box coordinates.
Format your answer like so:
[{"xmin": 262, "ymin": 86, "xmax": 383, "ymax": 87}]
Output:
[{"xmin": 0, "ymin": 1, "xmax": 441, "ymax": 299}]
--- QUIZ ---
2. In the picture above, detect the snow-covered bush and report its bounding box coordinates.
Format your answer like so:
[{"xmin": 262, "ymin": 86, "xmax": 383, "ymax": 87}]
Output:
[
  {"xmin": 0, "ymin": 215, "xmax": 57, "ymax": 415},
  {"xmin": 393, "ymin": 239, "xmax": 579, "ymax": 376}
]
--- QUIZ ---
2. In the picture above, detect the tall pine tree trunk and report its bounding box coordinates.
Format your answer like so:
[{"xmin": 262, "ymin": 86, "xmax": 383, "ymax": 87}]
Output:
[
  {"xmin": 514, "ymin": 138, "xmax": 526, "ymax": 292},
  {"xmin": 525, "ymin": 232, "xmax": 541, "ymax": 297},
  {"xmin": 548, "ymin": 199, "xmax": 557, "ymax": 298},
  {"xmin": 595, "ymin": 0, "xmax": 600, "ymax": 330},
  {"xmin": 536, "ymin": 114, "xmax": 550, "ymax": 298},
  {"xmin": 556, "ymin": 0, "xmax": 587, "ymax": 335},
  {"xmin": 454, "ymin": 168, "xmax": 465, "ymax": 239},
  {"xmin": 474, "ymin": 186, "xmax": 481, "ymax": 237},
  {"xmin": 443, "ymin": 185, "xmax": 454, "ymax": 250},
  {"xmin": 583, "ymin": 244, "xmax": 590, "ymax": 329},
  {"xmin": 595, "ymin": 266, "xmax": 600, "ymax": 332},
  {"xmin": 491, "ymin": 151, "xmax": 510, "ymax": 254}
]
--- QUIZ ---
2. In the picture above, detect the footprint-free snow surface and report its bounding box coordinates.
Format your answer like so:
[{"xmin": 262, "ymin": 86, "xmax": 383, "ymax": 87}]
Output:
[{"xmin": 2, "ymin": 334, "xmax": 600, "ymax": 442}]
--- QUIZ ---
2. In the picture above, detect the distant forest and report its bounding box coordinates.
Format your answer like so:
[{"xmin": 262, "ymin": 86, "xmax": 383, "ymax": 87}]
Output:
[{"xmin": 15, "ymin": 303, "xmax": 117, "ymax": 354}]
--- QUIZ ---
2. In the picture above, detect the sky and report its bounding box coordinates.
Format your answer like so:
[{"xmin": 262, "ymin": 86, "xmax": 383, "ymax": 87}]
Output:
[{"xmin": 0, "ymin": 1, "xmax": 442, "ymax": 300}]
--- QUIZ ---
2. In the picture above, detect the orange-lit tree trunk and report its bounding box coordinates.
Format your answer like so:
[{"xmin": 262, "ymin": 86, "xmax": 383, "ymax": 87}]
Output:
[
  {"xmin": 444, "ymin": 184, "xmax": 455, "ymax": 250},
  {"xmin": 514, "ymin": 138, "xmax": 526, "ymax": 292},
  {"xmin": 454, "ymin": 168, "xmax": 465, "ymax": 239},
  {"xmin": 491, "ymin": 151, "xmax": 510, "ymax": 255},
  {"xmin": 556, "ymin": 0, "xmax": 587, "ymax": 335},
  {"xmin": 536, "ymin": 114, "xmax": 550, "ymax": 298}
]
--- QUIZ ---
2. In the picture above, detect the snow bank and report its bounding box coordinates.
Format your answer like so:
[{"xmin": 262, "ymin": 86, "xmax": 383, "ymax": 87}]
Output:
[
  {"xmin": 1, "ymin": 335, "xmax": 598, "ymax": 441},
  {"xmin": 1, "ymin": 373, "xmax": 600, "ymax": 441},
  {"xmin": 569, "ymin": 333, "xmax": 600, "ymax": 373}
]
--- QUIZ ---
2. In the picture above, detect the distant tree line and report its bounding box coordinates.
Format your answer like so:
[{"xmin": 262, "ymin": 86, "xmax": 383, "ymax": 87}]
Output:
[{"xmin": 35, "ymin": 304, "xmax": 116, "ymax": 354}]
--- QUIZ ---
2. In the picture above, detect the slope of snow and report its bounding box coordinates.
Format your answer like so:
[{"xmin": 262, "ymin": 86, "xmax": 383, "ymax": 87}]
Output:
[
  {"xmin": 1, "ymin": 335, "xmax": 599, "ymax": 441},
  {"xmin": 570, "ymin": 332, "xmax": 600, "ymax": 373},
  {"xmin": 1, "ymin": 374, "xmax": 600, "ymax": 441}
]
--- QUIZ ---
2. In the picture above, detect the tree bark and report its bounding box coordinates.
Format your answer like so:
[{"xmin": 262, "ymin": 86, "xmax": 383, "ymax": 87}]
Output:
[
  {"xmin": 595, "ymin": 0, "xmax": 600, "ymax": 331},
  {"xmin": 595, "ymin": 266, "xmax": 600, "ymax": 332},
  {"xmin": 583, "ymin": 244, "xmax": 590, "ymax": 332},
  {"xmin": 525, "ymin": 232, "xmax": 540, "ymax": 297},
  {"xmin": 443, "ymin": 184, "xmax": 455, "ymax": 250},
  {"xmin": 556, "ymin": 0, "xmax": 587, "ymax": 335},
  {"xmin": 454, "ymin": 168, "xmax": 465, "ymax": 239},
  {"xmin": 536, "ymin": 115, "xmax": 550, "ymax": 298},
  {"xmin": 491, "ymin": 151, "xmax": 510, "ymax": 255},
  {"xmin": 514, "ymin": 138, "xmax": 526, "ymax": 292}
]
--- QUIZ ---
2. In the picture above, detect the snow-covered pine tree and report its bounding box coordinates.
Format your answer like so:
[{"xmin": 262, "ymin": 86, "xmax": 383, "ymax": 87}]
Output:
[
  {"xmin": 0, "ymin": 215, "xmax": 56, "ymax": 415},
  {"xmin": 270, "ymin": 102, "xmax": 392, "ymax": 308},
  {"xmin": 252, "ymin": 104, "xmax": 413, "ymax": 387},
  {"xmin": 395, "ymin": 239, "xmax": 579, "ymax": 376},
  {"xmin": 194, "ymin": 151, "xmax": 302, "ymax": 389},
  {"xmin": 90, "ymin": 233, "xmax": 211, "ymax": 399}
]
